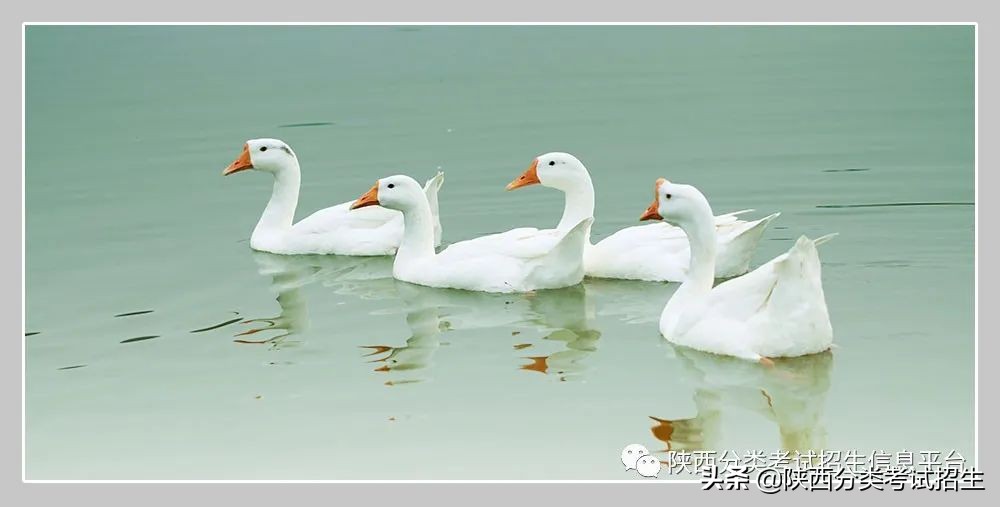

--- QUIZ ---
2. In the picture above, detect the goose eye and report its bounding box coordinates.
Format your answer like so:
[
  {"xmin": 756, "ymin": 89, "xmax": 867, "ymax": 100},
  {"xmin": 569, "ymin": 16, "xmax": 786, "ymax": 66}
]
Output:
[
  {"xmin": 387, "ymin": 183, "xmax": 395, "ymax": 189},
  {"xmin": 548, "ymin": 161, "xmax": 555, "ymax": 166},
  {"xmin": 259, "ymin": 146, "xmax": 268, "ymax": 152},
  {"xmin": 665, "ymin": 194, "xmax": 672, "ymax": 199}
]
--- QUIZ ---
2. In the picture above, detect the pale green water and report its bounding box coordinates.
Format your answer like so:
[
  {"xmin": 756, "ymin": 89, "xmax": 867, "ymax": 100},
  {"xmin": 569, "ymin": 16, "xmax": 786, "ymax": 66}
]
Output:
[{"xmin": 25, "ymin": 26, "xmax": 974, "ymax": 480}]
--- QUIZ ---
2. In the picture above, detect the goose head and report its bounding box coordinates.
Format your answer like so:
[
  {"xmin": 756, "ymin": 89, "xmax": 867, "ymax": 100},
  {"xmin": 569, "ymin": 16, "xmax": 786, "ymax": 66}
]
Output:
[
  {"xmin": 506, "ymin": 152, "xmax": 589, "ymax": 192},
  {"xmin": 222, "ymin": 138, "xmax": 298, "ymax": 176},
  {"xmin": 639, "ymin": 178, "xmax": 713, "ymax": 227},
  {"xmin": 350, "ymin": 175, "xmax": 425, "ymax": 212}
]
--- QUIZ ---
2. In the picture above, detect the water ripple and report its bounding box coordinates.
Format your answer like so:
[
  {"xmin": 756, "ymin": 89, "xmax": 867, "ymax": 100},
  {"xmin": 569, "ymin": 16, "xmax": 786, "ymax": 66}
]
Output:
[{"xmin": 817, "ymin": 202, "xmax": 973, "ymax": 209}]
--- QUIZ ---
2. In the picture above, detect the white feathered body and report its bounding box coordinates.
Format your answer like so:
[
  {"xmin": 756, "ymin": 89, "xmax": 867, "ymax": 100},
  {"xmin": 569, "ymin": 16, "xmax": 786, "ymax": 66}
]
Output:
[
  {"xmin": 585, "ymin": 211, "xmax": 779, "ymax": 282},
  {"xmin": 660, "ymin": 235, "xmax": 835, "ymax": 360},
  {"xmin": 394, "ymin": 218, "xmax": 592, "ymax": 293}
]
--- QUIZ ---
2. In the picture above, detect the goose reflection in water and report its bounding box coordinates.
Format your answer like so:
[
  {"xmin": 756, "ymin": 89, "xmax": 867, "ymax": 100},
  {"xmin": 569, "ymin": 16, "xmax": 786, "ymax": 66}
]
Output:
[
  {"xmin": 239, "ymin": 252, "xmax": 395, "ymax": 348},
  {"xmin": 585, "ymin": 277, "xmax": 678, "ymax": 325},
  {"xmin": 515, "ymin": 284, "xmax": 601, "ymax": 382},
  {"xmin": 360, "ymin": 283, "xmax": 450, "ymax": 386},
  {"xmin": 649, "ymin": 347, "xmax": 833, "ymax": 455},
  {"xmin": 360, "ymin": 282, "xmax": 538, "ymax": 385},
  {"xmin": 515, "ymin": 276, "xmax": 676, "ymax": 380},
  {"xmin": 359, "ymin": 281, "xmax": 602, "ymax": 385}
]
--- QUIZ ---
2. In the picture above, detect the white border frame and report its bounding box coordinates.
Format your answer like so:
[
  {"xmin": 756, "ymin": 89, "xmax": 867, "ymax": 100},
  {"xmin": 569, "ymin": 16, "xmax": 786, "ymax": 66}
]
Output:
[{"xmin": 19, "ymin": 20, "xmax": 979, "ymax": 487}]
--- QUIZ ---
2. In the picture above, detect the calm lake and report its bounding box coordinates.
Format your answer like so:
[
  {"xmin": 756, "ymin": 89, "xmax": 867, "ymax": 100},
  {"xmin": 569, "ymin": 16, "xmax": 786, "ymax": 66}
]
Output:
[{"xmin": 25, "ymin": 25, "xmax": 975, "ymax": 480}]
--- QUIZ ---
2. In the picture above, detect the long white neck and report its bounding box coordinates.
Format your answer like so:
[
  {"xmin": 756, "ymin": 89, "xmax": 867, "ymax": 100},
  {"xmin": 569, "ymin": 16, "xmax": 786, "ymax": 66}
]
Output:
[
  {"xmin": 253, "ymin": 164, "xmax": 301, "ymax": 238},
  {"xmin": 395, "ymin": 195, "xmax": 437, "ymax": 265},
  {"xmin": 662, "ymin": 203, "xmax": 717, "ymax": 318},
  {"xmin": 555, "ymin": 173, "xmax": 595, "ymax": 237}
]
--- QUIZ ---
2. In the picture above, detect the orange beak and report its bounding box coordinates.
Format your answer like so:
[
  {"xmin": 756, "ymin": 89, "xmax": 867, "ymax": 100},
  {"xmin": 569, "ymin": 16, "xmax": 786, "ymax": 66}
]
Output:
[
  {"xmin": 639, "ymin": 178, "xmax": 666, "ymax": 221},
  {"xmin": 223, "ymin": 144, "xmax": 254, "ymax": 176},
  {"xmin": 351, "ymin": 182, "xmax": 381, "ymax": 210},
  {"xmin": 640, "ymin": 201, "xmax": 662, "ymax": 221},
  {"xmin": 506, "ymin": 159, "xmax": 540, "ymax": 191}
]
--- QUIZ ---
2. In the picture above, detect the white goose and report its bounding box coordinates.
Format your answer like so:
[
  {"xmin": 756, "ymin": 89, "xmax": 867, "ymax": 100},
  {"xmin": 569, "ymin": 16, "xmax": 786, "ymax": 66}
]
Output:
[
  {"xmin": 641, "ymin": 178, "xmax": 835, "ymax": 363},
  {"xmin": 223, "ymin": 138, "xmax": 444, "ymax": 256},
  {"xmin": 350, "ymin": 175, "xmax": 591, "ymax": 293},
  {"xmin": 504, "ymin": 153, "xmax": 779, "ymax": 282}
]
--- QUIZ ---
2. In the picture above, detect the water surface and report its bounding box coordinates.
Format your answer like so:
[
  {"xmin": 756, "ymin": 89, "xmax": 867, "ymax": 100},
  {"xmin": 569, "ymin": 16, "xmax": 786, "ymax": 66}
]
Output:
[{"xmin": 25, "ymin": 25, "xmax": 974, "ymax": 479}]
